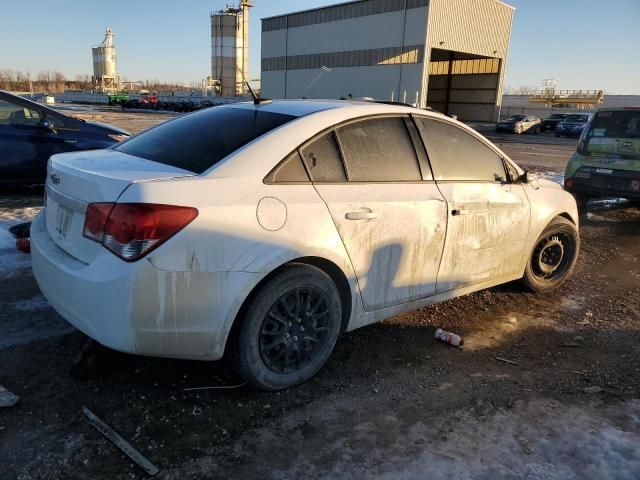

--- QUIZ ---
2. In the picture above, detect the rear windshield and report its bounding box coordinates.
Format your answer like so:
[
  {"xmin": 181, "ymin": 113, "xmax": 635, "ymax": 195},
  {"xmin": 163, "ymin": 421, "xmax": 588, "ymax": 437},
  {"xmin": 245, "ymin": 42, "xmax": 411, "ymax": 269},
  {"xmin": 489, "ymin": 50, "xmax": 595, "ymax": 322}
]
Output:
[
  {"xmin": 566, "ymin": 114, "xmax": 589, "ymax": 123},
  {"xmin": 115, "ymin": 107, "xmax": 296, "ymax": 173},
  {"xmin": 588, "ymin": 110, "xmax": 640, "ymax": 139},
  {"xmin": 508, "ymin": 115, "xmax": 526, "ymax": 121},
  {"xmin": 550, "ymin": 114, "xmax": 567, "ymax": 119}
]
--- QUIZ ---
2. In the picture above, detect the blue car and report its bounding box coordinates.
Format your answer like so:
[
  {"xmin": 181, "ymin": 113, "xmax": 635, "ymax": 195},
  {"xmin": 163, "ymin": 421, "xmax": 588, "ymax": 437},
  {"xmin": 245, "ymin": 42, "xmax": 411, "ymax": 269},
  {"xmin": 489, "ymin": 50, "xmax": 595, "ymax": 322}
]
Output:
[
  {"xmin": 0, "ymin": 90, "xmax": 130, "ymax": 185},
  {"xmin": 555, "ymin": 113, "xmax": 592, "ymax": 138}
]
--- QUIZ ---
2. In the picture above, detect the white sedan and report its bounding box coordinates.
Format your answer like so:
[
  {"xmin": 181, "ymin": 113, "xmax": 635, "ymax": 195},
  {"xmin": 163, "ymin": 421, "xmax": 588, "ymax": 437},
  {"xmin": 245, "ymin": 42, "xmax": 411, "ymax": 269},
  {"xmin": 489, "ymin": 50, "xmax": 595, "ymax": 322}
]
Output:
[{"xmin": 31, "ymin": 100, "xmax": 579, "ymax": 390}]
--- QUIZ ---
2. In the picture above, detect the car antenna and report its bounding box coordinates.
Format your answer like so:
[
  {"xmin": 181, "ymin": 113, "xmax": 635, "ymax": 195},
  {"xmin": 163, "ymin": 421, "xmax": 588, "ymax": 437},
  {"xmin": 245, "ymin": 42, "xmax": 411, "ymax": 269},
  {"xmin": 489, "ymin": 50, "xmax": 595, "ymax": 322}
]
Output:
[{"xmin": 235, "ymin": 62, "xmax": 271, "ymax": 105}]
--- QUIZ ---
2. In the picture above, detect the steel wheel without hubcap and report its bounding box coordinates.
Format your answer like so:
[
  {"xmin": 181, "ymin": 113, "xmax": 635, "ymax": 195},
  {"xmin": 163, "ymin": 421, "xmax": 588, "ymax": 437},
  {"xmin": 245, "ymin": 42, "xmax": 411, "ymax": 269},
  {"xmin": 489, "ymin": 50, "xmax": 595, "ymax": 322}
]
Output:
[
  {"xmin": 521, "ymin": 217, "xmax": 579, "ymax": 292},
  {"xmin": 260, "ymin": 288, "xmax": 330, "ymax": 374},
  {"xmin": 532, "ymin": 234, "xmax": 567, "ymax": 280}
]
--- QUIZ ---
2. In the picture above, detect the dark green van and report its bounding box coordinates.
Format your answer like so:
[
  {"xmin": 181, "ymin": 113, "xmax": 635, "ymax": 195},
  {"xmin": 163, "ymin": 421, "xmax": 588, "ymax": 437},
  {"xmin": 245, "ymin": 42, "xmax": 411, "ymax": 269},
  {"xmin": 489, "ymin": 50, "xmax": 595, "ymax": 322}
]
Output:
[{"xmin": 564, "ymin": 107, "xmax": 640, "ymax": 210}]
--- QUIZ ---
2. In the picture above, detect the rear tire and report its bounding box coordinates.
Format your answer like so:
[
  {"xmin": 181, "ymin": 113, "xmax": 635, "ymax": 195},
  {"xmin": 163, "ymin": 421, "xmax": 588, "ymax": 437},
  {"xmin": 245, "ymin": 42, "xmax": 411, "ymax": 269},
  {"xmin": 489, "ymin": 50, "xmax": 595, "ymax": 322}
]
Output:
[
  {"xmin": 521, "ymin": 217, "xmax": 579, "ymax": 292},
  {"xmin": 232, "ymin": 264, "xmax": 342, "ymax": 391}
]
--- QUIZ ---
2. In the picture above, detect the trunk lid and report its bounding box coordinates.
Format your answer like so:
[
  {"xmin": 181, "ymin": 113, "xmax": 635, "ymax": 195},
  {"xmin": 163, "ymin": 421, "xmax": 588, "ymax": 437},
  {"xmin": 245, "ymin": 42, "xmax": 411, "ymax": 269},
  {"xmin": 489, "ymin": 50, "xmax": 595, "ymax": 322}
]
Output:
[{"xmin": 45, "ymin": 149, "xmax": 194, "ymax": 263}]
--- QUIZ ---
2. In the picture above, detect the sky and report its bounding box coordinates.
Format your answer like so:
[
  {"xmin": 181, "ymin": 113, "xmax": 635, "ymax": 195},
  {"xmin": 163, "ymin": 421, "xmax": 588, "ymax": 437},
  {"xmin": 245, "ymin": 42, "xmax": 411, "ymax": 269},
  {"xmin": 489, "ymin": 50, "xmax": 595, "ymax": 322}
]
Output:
[{"xmin": 0, "ymin": 0, "xmax": 639, "ymax": 94}]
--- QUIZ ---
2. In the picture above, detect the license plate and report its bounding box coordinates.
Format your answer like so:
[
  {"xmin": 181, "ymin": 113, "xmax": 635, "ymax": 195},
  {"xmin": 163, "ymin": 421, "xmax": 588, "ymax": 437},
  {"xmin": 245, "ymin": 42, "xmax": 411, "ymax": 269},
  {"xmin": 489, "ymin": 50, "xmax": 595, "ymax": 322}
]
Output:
[
  {"xmin": 595, "ymin": 168, "xmax": 613, "ymax": 174},
  {"xmin": 54, "ymin": 205, "xmax": 72, "ymax": 238}
]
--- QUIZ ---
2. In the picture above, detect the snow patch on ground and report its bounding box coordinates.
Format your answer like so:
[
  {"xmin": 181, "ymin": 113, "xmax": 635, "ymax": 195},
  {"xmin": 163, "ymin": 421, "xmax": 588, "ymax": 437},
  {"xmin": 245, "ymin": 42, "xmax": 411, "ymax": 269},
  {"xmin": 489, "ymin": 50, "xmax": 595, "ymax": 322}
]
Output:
[
  {"xmin": 541, "ymin": 171, "xmax": 564, "ymax": 185},
  {"xmin": 14, "ymin": 294, "xmax": 50, "ymax": 312},
  {"xmin": 263, "ymin": 398, "xmax": 640, "ymax": 480}
]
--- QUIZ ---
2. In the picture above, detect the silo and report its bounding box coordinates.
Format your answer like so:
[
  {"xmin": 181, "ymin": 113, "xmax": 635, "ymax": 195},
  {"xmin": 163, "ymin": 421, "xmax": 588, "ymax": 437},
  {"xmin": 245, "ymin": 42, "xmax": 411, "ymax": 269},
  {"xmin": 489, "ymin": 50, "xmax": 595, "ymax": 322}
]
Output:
[
  {"xmin": 211, "ymin": 1, "xmax": 252, "ymax": 97},
  {"xmin": 92, "ymin": 27, "xmax": 119, "ymax": 92}
]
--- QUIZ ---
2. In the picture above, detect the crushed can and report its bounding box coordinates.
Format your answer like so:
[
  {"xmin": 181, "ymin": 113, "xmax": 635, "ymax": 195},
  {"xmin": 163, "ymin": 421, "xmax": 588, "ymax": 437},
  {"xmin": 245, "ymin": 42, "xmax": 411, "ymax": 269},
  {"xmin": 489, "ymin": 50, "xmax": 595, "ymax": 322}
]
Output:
[{"xmin": 435, "ymin": 328, "xmax": 464, "ymax": 347}]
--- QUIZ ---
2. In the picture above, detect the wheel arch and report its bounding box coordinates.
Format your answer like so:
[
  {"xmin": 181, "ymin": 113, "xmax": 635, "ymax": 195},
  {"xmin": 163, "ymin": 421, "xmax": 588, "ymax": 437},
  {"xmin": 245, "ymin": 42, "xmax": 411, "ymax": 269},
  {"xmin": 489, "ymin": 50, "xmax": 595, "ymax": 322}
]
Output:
[
  {"xmin": 223, "ymin": 256, "xmax": 354, "ymax": 358},
  {"xmin": 558, "ymin": 211, "xmax": 577, "ymax": 226}
]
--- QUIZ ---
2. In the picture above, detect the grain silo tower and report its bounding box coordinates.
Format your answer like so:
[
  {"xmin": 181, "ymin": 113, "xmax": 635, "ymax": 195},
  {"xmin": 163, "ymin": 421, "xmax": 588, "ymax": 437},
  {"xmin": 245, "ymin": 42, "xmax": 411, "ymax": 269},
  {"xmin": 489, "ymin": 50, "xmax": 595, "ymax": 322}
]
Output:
[
  {"xmin": 211, "ymin": 1, "xmax": 252, "ymax": 97},
  {"xmin": 92, "ymin": 27, "xmax": 119, "ymax": 92}
]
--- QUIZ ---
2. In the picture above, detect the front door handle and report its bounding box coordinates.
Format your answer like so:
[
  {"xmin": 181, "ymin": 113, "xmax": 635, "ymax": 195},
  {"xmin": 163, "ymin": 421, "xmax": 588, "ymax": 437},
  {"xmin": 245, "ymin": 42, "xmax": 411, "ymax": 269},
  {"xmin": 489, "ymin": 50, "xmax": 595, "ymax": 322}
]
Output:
[{"xmin": 345, "ymin": 211, "xmax": 377, "ymax": 221}]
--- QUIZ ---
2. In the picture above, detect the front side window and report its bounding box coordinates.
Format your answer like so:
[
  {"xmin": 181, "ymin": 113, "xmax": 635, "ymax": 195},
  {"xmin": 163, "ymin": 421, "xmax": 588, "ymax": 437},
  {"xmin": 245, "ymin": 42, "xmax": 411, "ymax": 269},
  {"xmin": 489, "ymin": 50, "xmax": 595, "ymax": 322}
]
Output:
[
  {"xmin": 336, "ymin": 117, "xmax": 422, "ymax": 182},
  {"xmin": 115, "ymin": 107, "xmax": 296, "ymax": 174},
  {"xmin": 300, "ymin": 132, "xmax": 346, "ymax": 182},
  {"xmin": 415, "ymin": 117, "xmax": 507, "ymax": 182},
  {"xmin": 0, "ymin": 99, "xmax": 40, "ymax": 126}
]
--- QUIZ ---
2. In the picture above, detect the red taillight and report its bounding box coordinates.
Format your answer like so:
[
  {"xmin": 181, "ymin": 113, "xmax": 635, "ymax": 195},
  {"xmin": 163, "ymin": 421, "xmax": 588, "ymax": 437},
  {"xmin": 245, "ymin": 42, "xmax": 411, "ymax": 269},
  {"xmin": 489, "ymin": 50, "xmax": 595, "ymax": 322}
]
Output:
[
  {"xmin": 83, "ymin": 203, "xmax": 114, "ymax": 242},
  {"xmin": 564, "ymin": 178, "xmax": 574, "ymax": 189},
  {"xmin": 83, "ymin": 203, "xmax": 198, "ymax": 262}
]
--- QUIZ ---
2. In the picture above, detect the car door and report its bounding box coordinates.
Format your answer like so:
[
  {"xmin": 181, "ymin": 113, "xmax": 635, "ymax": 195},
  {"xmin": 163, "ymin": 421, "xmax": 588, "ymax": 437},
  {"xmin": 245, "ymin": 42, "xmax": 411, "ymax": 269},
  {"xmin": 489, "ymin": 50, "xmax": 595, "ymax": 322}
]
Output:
[
  {"xmin": 303, "ymin": 115, "xmax": 448, "ymax": 311},
  {"xmin": 414, "ymin": 116, "xmax": 531, "ymax": 292},
  {"xmin": 0, "ymin": 95, "xmax": 74, "ymax": 184}
]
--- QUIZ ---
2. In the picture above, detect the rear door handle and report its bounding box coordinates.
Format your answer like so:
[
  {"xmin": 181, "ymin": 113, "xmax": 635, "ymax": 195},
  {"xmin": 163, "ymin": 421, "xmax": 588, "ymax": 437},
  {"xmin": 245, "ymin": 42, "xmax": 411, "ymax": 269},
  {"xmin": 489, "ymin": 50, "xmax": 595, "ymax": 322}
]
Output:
[
  {"xmin": 345, "ymin": 211, "xmax": 377, "ymax": 221},
  {"xmin": 451, "ymin": 209, "xmax": 470, "ymax": 216}
]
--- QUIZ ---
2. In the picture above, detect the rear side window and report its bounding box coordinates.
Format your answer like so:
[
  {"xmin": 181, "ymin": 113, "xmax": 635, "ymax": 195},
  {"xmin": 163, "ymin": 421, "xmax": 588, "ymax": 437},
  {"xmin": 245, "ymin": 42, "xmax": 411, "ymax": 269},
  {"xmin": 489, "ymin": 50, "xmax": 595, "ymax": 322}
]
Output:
[
  {"xmin": 589, "ymin": 110, "xmax": 640, "ymax": 139},
  {"xmin": 336, "ymin": 117, "xmax": 422, "ymax": 182},
  {"xmin": 300, "ymin": 132, "xmax": 346, "ymax": 182},
  {"xmin": 264, "ymin": 151, "xmax": 309, "ymax": 183},
  {"xmin": 115, "ymin": 107, "xmax": 295, "ymax": 174},
  {"xmin": 415, "ymin": 117, "xmax": 506, "ymax": 182}
]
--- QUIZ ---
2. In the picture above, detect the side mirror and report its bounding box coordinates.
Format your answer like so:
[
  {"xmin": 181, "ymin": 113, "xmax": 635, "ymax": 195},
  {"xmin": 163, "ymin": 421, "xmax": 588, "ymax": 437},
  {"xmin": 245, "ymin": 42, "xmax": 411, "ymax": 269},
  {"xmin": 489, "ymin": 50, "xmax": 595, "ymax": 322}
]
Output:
[
  {"xmin": 518, "ymin": 171, "xmax": 530, "ymax": 183},
  {"xmin": 39, "ymin": 118, "xmax": 56, "ymax": 134}
]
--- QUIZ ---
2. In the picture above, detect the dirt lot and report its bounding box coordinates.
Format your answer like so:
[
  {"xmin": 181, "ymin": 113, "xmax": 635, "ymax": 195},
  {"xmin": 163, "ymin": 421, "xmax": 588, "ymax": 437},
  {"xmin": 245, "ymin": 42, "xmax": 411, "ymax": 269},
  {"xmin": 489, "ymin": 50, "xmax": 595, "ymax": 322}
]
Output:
[{"xmin": 1, "ymin": 109, "xmax": 639, "ymax": 479}]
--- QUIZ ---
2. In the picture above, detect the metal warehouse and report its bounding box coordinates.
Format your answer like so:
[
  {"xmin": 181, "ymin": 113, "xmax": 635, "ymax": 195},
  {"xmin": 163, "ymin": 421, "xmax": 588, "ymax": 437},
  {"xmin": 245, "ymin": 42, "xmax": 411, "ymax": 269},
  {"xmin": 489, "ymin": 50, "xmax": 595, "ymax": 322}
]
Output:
[{"xmin": 261, "ymin": 0, "xmax": 514, "ymax": 121}]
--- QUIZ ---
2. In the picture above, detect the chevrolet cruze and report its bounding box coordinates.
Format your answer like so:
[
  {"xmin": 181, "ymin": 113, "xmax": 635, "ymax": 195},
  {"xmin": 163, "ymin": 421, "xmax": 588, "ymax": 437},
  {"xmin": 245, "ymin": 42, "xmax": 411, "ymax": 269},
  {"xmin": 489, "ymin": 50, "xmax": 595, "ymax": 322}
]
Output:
[{"xmin": 31, "ymin": 100, "xmax": 579, "ymax": 390}]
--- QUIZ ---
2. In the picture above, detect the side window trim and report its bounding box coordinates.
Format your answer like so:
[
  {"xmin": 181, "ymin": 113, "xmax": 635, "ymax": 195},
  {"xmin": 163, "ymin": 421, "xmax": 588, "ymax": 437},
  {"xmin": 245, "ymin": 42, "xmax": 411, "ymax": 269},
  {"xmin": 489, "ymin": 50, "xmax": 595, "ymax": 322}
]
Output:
[
  {"xmin": 331, "ymin": 129, "xmax": 352, "ymax": 181},
  {"xmin": 407, "ymin": 115, "xmax": 436, "ymax": 181}
]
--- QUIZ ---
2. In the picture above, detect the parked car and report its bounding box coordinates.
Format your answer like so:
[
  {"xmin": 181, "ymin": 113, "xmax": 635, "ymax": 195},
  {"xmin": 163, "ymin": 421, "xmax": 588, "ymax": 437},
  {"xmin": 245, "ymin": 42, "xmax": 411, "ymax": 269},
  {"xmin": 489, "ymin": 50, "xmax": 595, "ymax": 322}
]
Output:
[
  {"xmin": 0, "ymin": 90, "xmax": 130, "ymax": 185},
  {"xmin": 31, "ymin": 100, "xmax": 579, "ymax": 391},
  {"xmin": 495, "ymin": 115, "xmax": 541, "ymax": 134},
  {"xmin": 541, "ymin": 113, "xmax": 570, "ymax": 132},
  {"xmin": 555, "ymin": 113, "xmax": 592, "ymax": 137},
  {"xmin": 564, "ymin": 107, "xmax": 640, "ymax": 211}
]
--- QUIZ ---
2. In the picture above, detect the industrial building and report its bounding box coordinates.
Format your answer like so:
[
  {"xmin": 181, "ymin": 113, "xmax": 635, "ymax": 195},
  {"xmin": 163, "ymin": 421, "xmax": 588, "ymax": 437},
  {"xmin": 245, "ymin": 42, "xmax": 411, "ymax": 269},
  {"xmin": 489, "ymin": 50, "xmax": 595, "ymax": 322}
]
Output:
[
  {"xmin": 92, "ymin": 27, "xmax": 119, "ymax": 92},
  {"xmin": 261, "ymin": 0, "xmax": 514, "ymax": 121},
  {"xmin": 211, "ymin": 1, "xmax": 252, "ymax": 97}
]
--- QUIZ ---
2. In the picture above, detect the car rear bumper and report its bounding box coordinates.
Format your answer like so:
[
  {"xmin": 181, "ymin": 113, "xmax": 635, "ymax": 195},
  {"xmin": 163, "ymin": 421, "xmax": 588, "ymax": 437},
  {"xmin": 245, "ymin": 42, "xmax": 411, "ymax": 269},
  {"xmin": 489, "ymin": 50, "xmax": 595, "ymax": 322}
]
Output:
[
  {"xmin": 566, "ymin": 169, "xmax": 640, "ymax": 199},
  {"xmin": 31, "ymin": 212, "xmax": 260, "ymax": 361}
]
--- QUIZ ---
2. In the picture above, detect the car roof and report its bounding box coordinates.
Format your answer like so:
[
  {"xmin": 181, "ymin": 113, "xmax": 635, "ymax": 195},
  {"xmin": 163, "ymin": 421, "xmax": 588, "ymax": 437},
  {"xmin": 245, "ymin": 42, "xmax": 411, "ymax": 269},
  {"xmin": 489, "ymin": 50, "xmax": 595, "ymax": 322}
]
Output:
[{"xmin": 223, "ymin": 99, "xmax": 429, "ymax": 118}]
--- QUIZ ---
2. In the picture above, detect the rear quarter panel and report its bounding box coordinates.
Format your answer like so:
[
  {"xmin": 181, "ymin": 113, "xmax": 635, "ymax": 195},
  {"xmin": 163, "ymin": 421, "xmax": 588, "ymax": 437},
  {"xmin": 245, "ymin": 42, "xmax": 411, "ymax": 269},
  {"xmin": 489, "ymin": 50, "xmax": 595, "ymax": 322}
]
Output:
[{"xmin": 117, "ymin": 175, "xmax": 361, "ymax": 356}]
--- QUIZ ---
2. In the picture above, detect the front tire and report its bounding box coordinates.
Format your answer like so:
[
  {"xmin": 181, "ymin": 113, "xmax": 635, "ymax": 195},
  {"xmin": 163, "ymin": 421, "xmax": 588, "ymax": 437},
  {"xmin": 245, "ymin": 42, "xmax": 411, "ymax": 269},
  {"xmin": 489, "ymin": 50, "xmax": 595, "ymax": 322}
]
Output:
[
  {"xmin": 232, "ymin": 264, "xmax": 342, "ymax": 391},
  {"xmin": 521, "ymin": 217, "xmax": 579, "ymax": 292}
]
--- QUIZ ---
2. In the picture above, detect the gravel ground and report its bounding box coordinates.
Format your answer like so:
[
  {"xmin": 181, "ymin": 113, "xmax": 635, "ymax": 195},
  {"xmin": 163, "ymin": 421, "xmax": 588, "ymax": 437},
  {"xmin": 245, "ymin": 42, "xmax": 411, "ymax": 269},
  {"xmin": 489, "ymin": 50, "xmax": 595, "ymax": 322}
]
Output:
[{"xmin": 0, "ymin": 108, "xmax": 638, "ymax": 479}]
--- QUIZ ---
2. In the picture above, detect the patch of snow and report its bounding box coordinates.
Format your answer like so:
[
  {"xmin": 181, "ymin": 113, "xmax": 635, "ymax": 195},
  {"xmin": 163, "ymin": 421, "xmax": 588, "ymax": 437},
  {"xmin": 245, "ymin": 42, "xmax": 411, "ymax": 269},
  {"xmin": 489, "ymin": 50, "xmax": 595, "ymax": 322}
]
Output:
[
  {"xmin": 14, "ymin": 294, "xmax": 50, "ymax": 312},
  {"xmin": 541, "ymin": 171, "xmax": 564, "ymax": 185}
]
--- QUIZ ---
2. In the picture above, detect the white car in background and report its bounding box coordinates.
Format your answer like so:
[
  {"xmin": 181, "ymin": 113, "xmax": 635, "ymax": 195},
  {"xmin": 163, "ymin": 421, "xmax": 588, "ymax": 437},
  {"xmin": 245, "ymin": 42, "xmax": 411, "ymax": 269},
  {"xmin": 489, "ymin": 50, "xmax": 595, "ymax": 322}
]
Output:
[{"xmin": 31, "ymin": 100, "xmax": 579, "ymax": 390}]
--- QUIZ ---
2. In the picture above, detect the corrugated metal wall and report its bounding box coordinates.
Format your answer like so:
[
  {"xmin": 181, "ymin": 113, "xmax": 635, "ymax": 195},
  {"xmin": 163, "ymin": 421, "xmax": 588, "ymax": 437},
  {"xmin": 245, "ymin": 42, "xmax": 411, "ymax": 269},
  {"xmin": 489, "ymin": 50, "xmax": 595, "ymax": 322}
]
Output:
[{"xmin": 426, "ymin": 0, "xmax": 513, "ymax": 58}]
